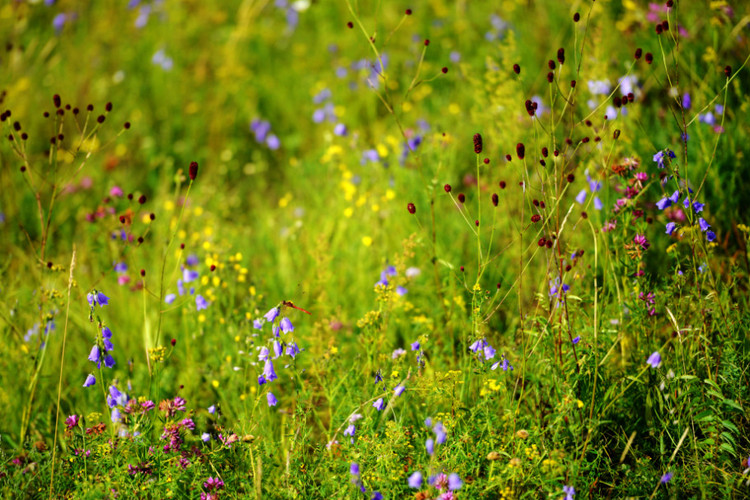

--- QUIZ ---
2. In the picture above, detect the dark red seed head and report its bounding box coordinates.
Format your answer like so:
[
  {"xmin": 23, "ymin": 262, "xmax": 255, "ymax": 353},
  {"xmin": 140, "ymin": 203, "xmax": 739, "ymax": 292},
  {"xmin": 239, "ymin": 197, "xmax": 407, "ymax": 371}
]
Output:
[
  {"xmin": 547, "ymin": 72, "xmax": 554, "ymax": 83},
  {"xmin": 405, "ymin": 8, "xmax": 412, "ymax": 15},
  {"xmin": 573, "ymin": 12, "xmax": 580, "ymax": 22},
  {"xmin": 137, "ymin": 236, "xmax": 144, "ymax": 244},
  {"xmin": 538, "ymin": 238, "xmax": 546, "ymax": 247},
  {"xmin": 407, "ymin": 202, "xmax": 416, "ymax": 214},
  {"xmin": 557, "ymin": 48, "xmax": 565, "ymax": 64},
  {"xmin": 149, "ymin": 213, "xmax": 155, "ymax": 220},
  {"xmin": 171, "ymin": 338, "xmax": 176, "ymax": 346},
  {"xmin": 724, "ymin": 65, "xmax": 731, "ymax": 77},
  {"xmin": 424, "ymin": 39, "xmax": 430, "ymax": 46},
  {"xmin": 567, "ymin": 174, "xmax": 575, "ymax": 183},
  {"xmin": 505, "ymin": 154, "xmax": 512, "ymax": 161},
  {"xmin": 475, "ymin": 220, "xmax": 479, "ymax": 227},
  {"xmin": 491, "ymin": 193, "xmax": 498, "ymax": 206},
  {"xmin": 548, "ymin": 60, "xmax": 556, "ymax": 70},
  {"xmin": 645, "ymin": 52, "xmax": 653, "ymax": 64},
  {"xmin": 189, "ymin": 161, "xmax": 198, "ymax": 181},
  {"xmin": 541, "ymin": 147, "xmax": 548, "ymax": 157},
  {"xmin": 594, "ymin": 136, "xmax": 601, "ymax": 142},
  {"xmin": 546, "ymin": 240, "xmax": 553, "ymax": 248},
  {"xmin": 347, "ymin": 21, "xmax": 353, "ymax": 28},
  {"xmin": 539, "ymin": 159, "xmax": 546, "ymax": 166},
  {"xmin": 210, "ymin": 264, "xmax": 216, "ymax": 271},
  {"xmin": 513, "ymin": 63, "xmax": 520, "ymax": 74},
  {"xmin": 441, "ymin": 67, "xmax": 448, "ymax": 74},
  {"xmin": 138, "ymin": 195, "xmax": 147, "ymax": 204},
  {"xmin": 53, "ymin": 94, "xmax": 61, "ymax": 108},
  {"xmin": 56, "ymin": 109, "xmax": 64, "ymax": 116},
  {"xmin": 614, "ymin": 129, "xmax": 621, "ymax": 139},
  {"xmin": 554, "ymin": 150, "xmax": 559, "ymax": 156},
  {"xmin": 570, "ymin": 80, "xmax": 577, "ymax": 88},
  {"xmin": 124, "ymin": 122, "xmax": 131, "ymax": 129},
  {"xmin": 140, "ymin": 269, "xmax": 146, "ymax": 277},
  {"xmin": 473, "ymin": 133, "xmax": 483, "ymax": 154},
  {"xmin": 666, "ymin": 0, "xmax": 673, "ymax": 6},
  {"xmin": 12, "ymin": 121, "xmax": 20, "ymax": 131},
  {"xmin": 531, "ymin": 214, "xmax": 541, "ymax": 223},
  {"xmin": 516, "ymin": 143, "xmax": 525, "ymax": 160},
  {"xmin": 458, "ymin": 193, "xmax": 466, "ymax": 203},
  {"xmin": 444, "ymin": 184, "xmax": 452, "ymax": 193},
  {"xmin": 661, "ymin": 20, "xmax": 669, "ymax": 31},
  {"xmin": 613, "ymin": 96, "xmax": 622, "ymax": 107},
  {"xmin": 581, "ymin": 137, "xmax": 590, "ymax": 144},
  {"xmin": 43, "ymin": 111, "xmax": 50, "ymax": 118},
  {"xmin": 655, "ymin": 24, "xmax": 663, "ymax": 34},
  {"xmin": 57, "ymin": 134, "xmax": 64, "ymax": 141},
  {"xmin": 627, "ymin": 92, "xmax": 634, "ymax": 102},
  {"xmin": 180, "ymin": 243, "xmax": 185, "ymax": 249},
  {"xmin": 87, "ymin": 104, "xmax": 94, "ymax": 111},
  {"xmin": 460, "ymin": 266, "xmax": 464, "ymax": 272},
  {"xmin": 127, "ymin": 193, "xmax": 133, "ymax": 200},
  {"xmin": 97, "ymin": 115, "xmax": 105, "ymax": 123},
  {"xmin": 499, "ymin": 181, "xmax": 506, "ymax": 189},
  {"xmin": 483, "ymin": 158, "xmax": 490, "ymax": 164},
  {"xmin": 21, "ymin": 132, "xmax": 27, "ymax": 140},
  {"xmin": 635, "ymin": 48, "xmax": 642, "ymax": 59},
  {"xmin": 105, "ymin": 102, "xmax": 113, "ymax": 112},
  {"xmin": 533, "ymin": 199, "xmax": 540, "ymax": 207}
]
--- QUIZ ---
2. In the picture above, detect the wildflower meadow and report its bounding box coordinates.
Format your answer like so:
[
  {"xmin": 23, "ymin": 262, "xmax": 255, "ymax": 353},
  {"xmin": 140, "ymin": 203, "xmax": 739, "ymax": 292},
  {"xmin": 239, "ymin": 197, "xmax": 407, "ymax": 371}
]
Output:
[{"xmin": 1, "ymin": 0, "xmax": 750, "ymax": 498}]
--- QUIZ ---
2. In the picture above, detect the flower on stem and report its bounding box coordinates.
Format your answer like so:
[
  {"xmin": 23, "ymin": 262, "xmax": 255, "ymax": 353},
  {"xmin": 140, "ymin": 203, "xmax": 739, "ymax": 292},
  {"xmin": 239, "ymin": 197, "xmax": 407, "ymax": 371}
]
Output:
[
  {"xmin": 408, "ymin": 471, "xmax": 423, "ymax": 489},
  {"xmin": 647, "ymin": 351, "xmax": 662, "ymax": 368},
  {"xmin": 563, "ymin": 485, "xmax": 576, "ymax": 500},
  {"xmin": 83, "ymin": 374, "xmax": 96, "ymax": 387},
  {"xmin": 264, "ymin": 307, "xmax": 280, "ymax": 323},
  {"xmin": 263, "ymin": 359, "xmax": 278, "ymax": 382},
  {"xmin": 196, "ymin": 295, "xmax": 208, "ymax": 310},
  {"xmin": 267, "ymin": 392, "xmax": 278, "ymax": 407},
  {"xmin": 661, "ymin": 472, "xmax": 673, "ymax": 483},
  {"xmin": 279, "ymin": 317, "xmax": 294, "ymax": 333},
  {"xmin": 373, "ymin": 398, "xmax": 385, "ymax": 411},
  {"xmin": 65, "ymin": 415, "xmax": 79, "ymax": 430},
  {"xmin": 87, "ymin": 291, "xmax": 109, "ymax": 307},
  {"xmin": 666, "ymin": 222, "xmax": 677, "ymax": 235},
  {"xmin": 448, "ymin": 473, "xmax": 463, "ymax": 490}
]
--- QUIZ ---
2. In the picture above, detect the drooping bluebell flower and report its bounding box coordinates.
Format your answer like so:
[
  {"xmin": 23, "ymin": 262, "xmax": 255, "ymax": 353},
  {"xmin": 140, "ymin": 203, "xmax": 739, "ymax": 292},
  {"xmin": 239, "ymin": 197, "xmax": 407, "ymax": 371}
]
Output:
[
  {"xmin": 692, "ymin": 201, "xmax": 704, "ymax": 213},
  {"xmin": 258, "ymin": 375, "xmax": 267, "ymax": 385},
  {"xmin": 426, "ymin": 438, "xmax": 434, "ymax": 455},
  {"xmin": 267, "ymin": 392, "xmax": 278, "ymax": 406},
  {"xmin": 394, "ymin": 385, "xmax": 405, "ymax": 396},
  {"xmin": 272, "ymin": 324, "xmax": 280, "ymax": 337},
  {"xmin": 682, "ymin": 93, "xmax": 691, "ymax": 109},
  {"xmin": 88, "ymin": 345, "xmax": 101, "ymax": 363},
  {"xmin": 177, "ymin": 279, "xmax": 185, "ymax": 296},
  {"xmin": 273, "ymin": 340, "xmax": 283, "ymax": 359},
  {"xmin": 253, "ymin": 319, "xmax": 264, "ymax": 329},
  {"xmin": 698, "ymin": 218, "xmax": 710, "ymax": 232},
  {"xmin": 666, "ymin": 222, "xmax": 677, "ymax": 235},
  {"xmin": 647, "ymin": 351, "xmax": 662, "ymax": 368},
  {"xmin": 263, "ymin": 359, "xmax": 278, "ymax": 382},
  {"xmin": 111, "ymin": 408, "xmax": 121, "ymax": 424},
  {"xmin": 411, "ymin": 341, "xmax": 420, "ymax": 351},
  {"xmin": 408, "ymin": 471, "xmax": 423, "ymax": 489},
  {"xmin": 266, "ymin": 134, "xmax": 280, "ymax": 150},
  {"xmin": 258, "ymin": 346, "xmax": 270, "ymax": 361},
  {"xmin": 334, "ymin": 123, "xmax": 348, "ymax": 136},
  {"xmin": 83, "ymin": 373, "xmax": 96, "ymax": 387},
  {"xmin": 201, "ymin": 433, "xmax": 211, "ymax": 442},
  {"xmin": 572, "ymin": 336, "xmax": 581, "ymax": 344},
  {"xmin": 279, "ymin": 317, "xmax": 294, "ymax": 333},
  {"xmin": 183, "ymin": 268, "xmax": 199, "ymax": 283},
  {"xmin": 104, "ymin": 354, "xmax": 116, "ymax": 368},
  {"xmin": 344, "ymin": 424, "xmax": 356, "ymax": 437},
  {"xmin": 669, "ymin": 190, "xmax": 680, "ymax": 203},
  {"xmin": 165, "ymin": 294, "xmax": 176, "ymax": 304},
  {"xmin": 285, "ymin": 342, "xmax": 300, "ymax": 359},
  {"xmin": 483, "ymin": 344, "xmax": 496, "ymax": 360},
  {"xmin": 350, "ymin": 462, "xmax": 360, "ymax": 476},
  {"xmin": 102, "ymin": 327, "xmax": 114, "ymax": 349},
  {"xmin": 208, "ymin": 405, "xmax": 216, "ymax": 414},
  {"xmin": 563, "ymin": 485, "xmax": 576, "ymax": 500},
  {"xmin": 264, "ymin": 307, "xmax": 280, "ymax": 323},
  {"xmin": 433, "ymin": 422, "xmax": 447, "ymax": 444},
  {"xmin": 707, "ymin": 231, "xmax": 716, "ymax": 242},
  {"xmin": 361, "ymin": 149, "xmax": 380, "ymax": 165},
  {"xmin": 661, "ymin": 472, "xmax": 673, "ymax": 483},
  {"xmin": 653, "ymin": 149, "xmax": 676, "ymax": 169},
  {"xmin": 373, "ymin": 398, "xmax": 385, "ymax": 411},
  {"xmin": 371, "ymin": 492, "xmax": 383, "ymax": 500},
  {"xmin": 87, "ymin": 291, "xmax": 109, "ymax": 307},
  {"xmin": 251, "ymin": 119, "xmax": 271, "ymax": 142},
  {"xmin": 656, "ymin": 197, "xmax": 672, "ymax": 210},
  {"xmin": 396, "ymin": 286, "xmax": 408, "ymax": 296},
  {"xmin": 469, "ymin": 339, "xmax": 486, "ymax": 353},
  {"xmin": 448, "ymin": 473, "xmax": 463, "ymax": 490},
  {"xmin": 186, "ymin": 254, "xmax": 199, "ymax": 266},
  {"xmin": 196, "ymin": 295, "xmax": 208, "ymax": 310},
  {"xmin": 374, "ymin": 370, "xmax": 383, "ymax": 384},
  {"xmin": 392, "ymin": 348, "xmax": 406, "ymax": 359}
]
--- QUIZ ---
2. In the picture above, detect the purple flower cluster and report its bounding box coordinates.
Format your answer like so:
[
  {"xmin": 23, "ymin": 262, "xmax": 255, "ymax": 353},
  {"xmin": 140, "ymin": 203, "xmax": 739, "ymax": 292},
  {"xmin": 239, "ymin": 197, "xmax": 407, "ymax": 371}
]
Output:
[
  {"xmin": 250, "ymin": 118, "xmax": 281, "ymax": 150},
  {"xmin": 83, "ymin": 291, "xmax": 116, "ymax": 387},
  {"xmin": 655, "ymin": 187, "xmax": 715, "ymax": 242}
]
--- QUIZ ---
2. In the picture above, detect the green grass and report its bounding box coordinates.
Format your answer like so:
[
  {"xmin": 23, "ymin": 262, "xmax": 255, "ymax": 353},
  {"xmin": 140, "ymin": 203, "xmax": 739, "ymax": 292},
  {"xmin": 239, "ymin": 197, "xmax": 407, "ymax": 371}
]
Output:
[{"xmin": 1, "ymin": 0, "xmax": 749, "ymax": 498}]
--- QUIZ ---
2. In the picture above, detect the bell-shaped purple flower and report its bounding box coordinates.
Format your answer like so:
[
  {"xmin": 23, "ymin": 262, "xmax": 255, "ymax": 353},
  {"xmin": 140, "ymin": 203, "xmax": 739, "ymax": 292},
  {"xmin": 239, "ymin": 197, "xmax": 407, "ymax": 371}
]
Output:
[
  {"xmin": 279, "ymin": 317, "xmax": 294, "ymax": 333},
  {"xmin": 408, "ymin": 472, "xmax": 423, "ymax": 489},
  {"xmin": 267, "ymin": 392, "xmax": 278, "ymax": 406},
  {"xmin": 83, "ymin": 373, "xmax": 96, "ymax": 387},
  {"xmin": 263, "ymin": 359, "xmax": 278, "ymax": 382},
  {"xmin": 264, "ymin": 307, "xmax": 280, "ymax": 323},
  {"xmin": 88, "ymin": 345, "xmax": 101, "ymax": 363},
  {"xmin": 373, "ymin": 398, "xmax": 385, "ymax": 411}
]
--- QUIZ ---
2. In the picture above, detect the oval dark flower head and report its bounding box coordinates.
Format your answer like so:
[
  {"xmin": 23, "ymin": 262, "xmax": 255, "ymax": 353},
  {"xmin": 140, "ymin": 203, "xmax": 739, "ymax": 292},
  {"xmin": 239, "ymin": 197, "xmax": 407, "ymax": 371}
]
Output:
[
  {"xmin": 573, "ymin": 12, "xmax": 580, "ymax": 22},
  {"xmin": 724, "ymin": 65, "xmax": 732, "ymax": 77},
  {"xmin": 516, "ymin": 143, "xmax": 525, "ymax": 160},
  {"xmin": 513, "ymin": 63, "xmax": 520, "ymax": 74},
  {"xmin": 407, "ymin": 203, "xmax": 416, "ymax": 214},
  {"xmin": 473, "ymin": 133, "xmax": 483, "ymax": 154},
  {"xmin": 635, "ymin": 48, "xmax": 642, "ymax": 59},
  {"xmin": 444, "ymin": 184, "xmax": 452, "ymax": 193},
  {"xmin": 557, "ymin": 48, "xmax": 565, "ymax": 65},
  {"xmin": 53, "ymin": 94, "xmax": 61, "ymax": 108},
  {"xmin": 189, "ymin": 161, "xmax": 198, "ymax": 181}
]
